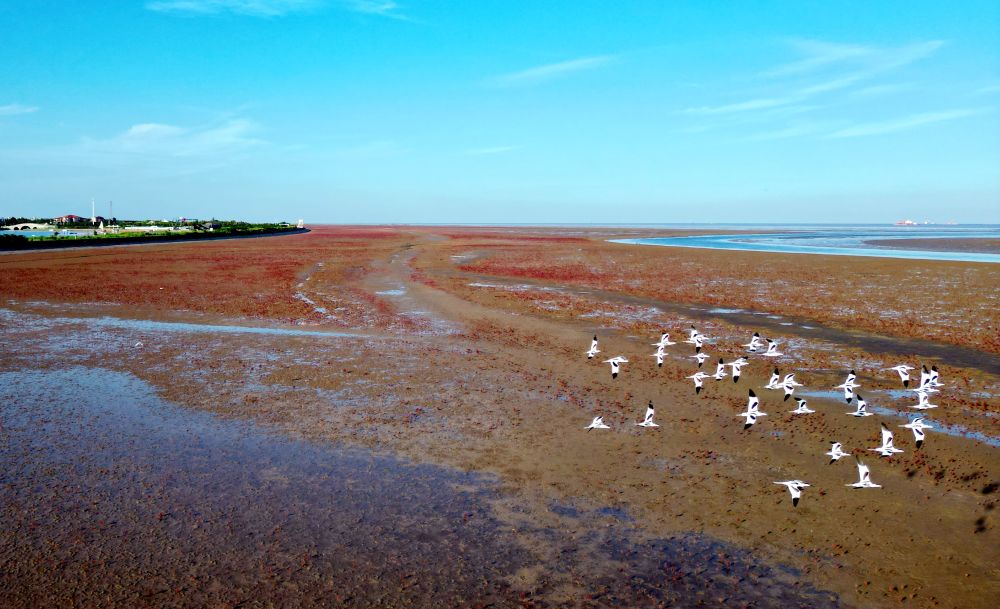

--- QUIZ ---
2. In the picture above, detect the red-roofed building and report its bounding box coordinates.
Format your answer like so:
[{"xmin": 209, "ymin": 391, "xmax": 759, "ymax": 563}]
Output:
[{"xmin": 54, "ymin": 214, "xmax": 88, "ymax": 224}]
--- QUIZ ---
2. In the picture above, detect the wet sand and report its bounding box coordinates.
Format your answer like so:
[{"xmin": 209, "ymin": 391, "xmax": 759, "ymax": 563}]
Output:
[
  {"xmin": 0, "ymin": 364, "xmax": 843, "ymax": 608},
  {"xmin": 1, "ymin": 225, "xmax": 997, "ymax": 608},
  {"xmin": 864, "ymin": 238, "xmax": 1000, "ymax": 254}
]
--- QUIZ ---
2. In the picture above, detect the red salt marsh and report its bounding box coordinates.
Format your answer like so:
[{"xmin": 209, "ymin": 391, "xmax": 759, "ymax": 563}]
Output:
[{"xmin": 1, "ymin": 225, "xmax": 997, "ymax": 609}]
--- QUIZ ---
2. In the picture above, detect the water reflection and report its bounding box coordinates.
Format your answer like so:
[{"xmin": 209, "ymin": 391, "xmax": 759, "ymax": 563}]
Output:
[{"xmin": 0, "ymin": 367, "xmax": 845, "ymax": 607}]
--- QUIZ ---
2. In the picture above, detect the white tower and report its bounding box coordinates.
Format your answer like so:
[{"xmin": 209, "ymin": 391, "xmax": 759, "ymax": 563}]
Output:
[
  {"xmin": 91, "ymin": 198, "xmax": 96, "ymax": 224},
  {"xmin": 297, "ymin": 219, "xmax": 304, "ymax": 229}
]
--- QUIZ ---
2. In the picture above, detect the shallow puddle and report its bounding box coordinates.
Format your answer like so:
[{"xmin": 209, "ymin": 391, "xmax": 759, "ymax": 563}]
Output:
[
  {"xmin": 799, "ymin": 389, "xmax": 1000, "ymax": 447},
  {"xmin": 0, "ymin": 307, "xmax": 364, "ymax": 338}
]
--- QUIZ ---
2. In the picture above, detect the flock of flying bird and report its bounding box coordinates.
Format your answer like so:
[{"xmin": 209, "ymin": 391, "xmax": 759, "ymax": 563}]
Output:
[{"xmin": 583, "ymin": 327, "xmax": 947, "ymax": 507}]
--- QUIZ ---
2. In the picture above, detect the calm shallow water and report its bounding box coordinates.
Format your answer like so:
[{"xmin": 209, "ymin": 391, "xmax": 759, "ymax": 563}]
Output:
[
  {"xmin": 799, "ymin": 389, "xmax": 1000, "ymax": 447},
  {"xmin": 0, "ymin": 229, "xmax": 92, "ymax": 238},
  {"xmin": 0, "ymin": 367, "xmax": 529, "ymax": 607},
  {"xmin": 0, "ymin": 366, "xmax": 845, "ymax": 608},
  {"xmin": 0, "ymin": 308, "xmax": 364, "ymax": 338},
  {"xmin": 86, "ymin": 315, "xmax": 365, "ymax": 337},
  {"xmin": 613, "ymin": 227, "xmax": 1000, "ymax": 263}
]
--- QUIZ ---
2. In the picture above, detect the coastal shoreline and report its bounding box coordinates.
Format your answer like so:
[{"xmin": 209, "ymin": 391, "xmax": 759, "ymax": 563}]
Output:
[{"xmin": 0, "ymin": 226, "xmax": 309, "ymax": 252}]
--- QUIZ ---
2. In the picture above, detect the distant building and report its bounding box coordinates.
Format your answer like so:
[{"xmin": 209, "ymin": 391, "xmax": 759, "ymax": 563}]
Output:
[{"xmin": 54, "ymin": 214, "xmax": 88, "ymax": 224}]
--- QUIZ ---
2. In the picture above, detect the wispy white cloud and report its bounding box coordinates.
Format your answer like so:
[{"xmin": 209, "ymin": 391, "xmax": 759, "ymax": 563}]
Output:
[
  {"xmin": 684, "ymin": 96, "xmax": 794, "ymax": 115},
  {"xmin": 762, "ymin": 39, "xmax": 942, "ymax": 78},
  {"xmin": 827, "ymin": 108, "xmax": 986, "ymax": 139},
  {"xmin": 486, "ymin": 56, "xmax": 615, "ymax": 88},
  {"xmin": 146, "ymin": 0, "xmax": 318, "ymax": 16},
  {"xmin": 463, "ymin": 146, "xmax": 519, "ymax": 156},
  {"xmin": 744, "ymin": 122, "xmax": 835, "ymax": 142},
  {"xmin": 761, "ymin": 39, "xmax": 873, "ymax": 78},
  {"xmin": 0, "ymin": 118, "xmax": 263, "ymax": 176},
  {"xmin": 343, "ymin": 1, "xmax": 409, "ymax": 20},
  {"xmin": 82, "ymin": 119, "xmax": 262, "ymax": 157},
  {"xmin": 0, "ymin": 103, "xmax": 39, "ymax": 116},
  {"xmin": 682, "ymin": 39, "xmax": 944, "ymax": 118},
  {"xmin": 846, "ymin": 83, "xmax": 912, "ymax": 100},
  {"xmin": 146, "ymin": 0, "xmax": 411, "ymax": 19}
]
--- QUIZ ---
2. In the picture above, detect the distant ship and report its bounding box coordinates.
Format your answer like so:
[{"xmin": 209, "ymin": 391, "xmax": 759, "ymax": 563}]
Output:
[{"xmin": 894, "ymin": 219, "xmax": 918, "ymax": 226}]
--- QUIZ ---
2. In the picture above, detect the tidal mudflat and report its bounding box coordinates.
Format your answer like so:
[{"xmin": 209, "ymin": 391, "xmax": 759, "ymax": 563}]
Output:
[{"xmin": 1, "ymin": 226, "xmax": 997, "ymax": 608}]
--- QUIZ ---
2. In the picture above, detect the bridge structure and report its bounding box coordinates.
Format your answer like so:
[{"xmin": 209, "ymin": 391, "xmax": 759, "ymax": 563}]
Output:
[{"xmin": 2, "ymin": 223, "xmax": 54, "ymax": 231}]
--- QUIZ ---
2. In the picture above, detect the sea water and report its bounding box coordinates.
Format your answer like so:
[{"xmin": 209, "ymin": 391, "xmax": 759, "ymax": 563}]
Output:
[{"xmin": 612, "ymin": 226, "xmax": 1000, "ymax": 263}]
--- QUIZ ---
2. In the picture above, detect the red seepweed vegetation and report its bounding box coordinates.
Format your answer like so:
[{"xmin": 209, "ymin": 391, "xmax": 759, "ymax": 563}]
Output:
[
  {"xmin": 444, "ymin": 236, "xmax": 1000, "ymax": 355},
  {"xmin": 0, "ymin": 226, "xmax": 412, "ymax": 326}
]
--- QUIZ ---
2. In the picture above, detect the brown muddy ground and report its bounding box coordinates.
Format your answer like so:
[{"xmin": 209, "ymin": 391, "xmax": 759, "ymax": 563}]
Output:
[
  {"xmin": 864, "ymin": 237, "xmax": 1000, "ymax": 254},
  {"xmin": 1, "ymin": 226, "xmax": 998, "ymax": 608}
]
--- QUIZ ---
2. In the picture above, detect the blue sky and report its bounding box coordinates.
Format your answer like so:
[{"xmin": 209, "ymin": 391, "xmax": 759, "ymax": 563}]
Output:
[{"xmin": 1, "ymin": 0, "xmax": 998, "ymax": 223}]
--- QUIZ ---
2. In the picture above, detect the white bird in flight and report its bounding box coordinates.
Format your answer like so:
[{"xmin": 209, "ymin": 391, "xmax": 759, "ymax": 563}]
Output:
[
  {"xmin": 744, "ymin": 332, "xmax": 763, "ymax": 353},
  {"xmin": 782, "ymin": 383, "xmax": 796, "ymax": 402},
  {"xmin": 739, "ymin": 390, "xmax": 766, "ymax": 429},
  {"xmin": 928, "ymin": 365, "xmax": 942, "ymax": 388},
  {"xmin": 838, "ymin": 369, "xmax": 859, "ymax": 388},
  {"xmin": 774, "ymin": 480, "xmax": 810, "ymax": 507},
  {"xmin": 869, "ymin": 423, "xmax": 904, "ymax": 457},
  {"xmin": 729, "ymin": 357, "xmax": 749, "ymax": 383},
  {"xmin": 826, "ymin": 442, "xmax": 849, "ymax": 463},
  {"xmin": 842, "ymin": 383, "xmax": 856, "ymax": 404},
  {"xmin": 847, "ymin": 393, "xmax": 875, "ymax": 417},
  {"xmin": 910, "ymin": 390, "xmax": 938, "ymax": 410},
  {"xmin": 909, "ymin": 383, "xmax": 939, "ymax": 395},
  {"xmin": 604, "ymin": 356, "xmax": 628, "ymax": 379},
  {"xmin": 652, "ymin": 332, "xmax": 676, "ymax": 348},
  {"xmin": 688, "ymin": 371, "xmax": 710, "ymax": 394},
  {"xmin": 790, "ymin": 397, "xmax": 814, "ymax": 415},
  {"xmin": 781, "ymin": 373, "xmax": 802, "ymax": 402},
  {"xmin": 712, "ymin": 358, "xmax": 728, "ymax": 380},
  {"xmin": 586, "ymin": 335, "xmax": 600, "ymax": 359},
  {"xmin": 651, "ymin": 349, "xmax": 665, "ymax": 367},
  {"xmin": 835, "ymin": 370, "xmax": 860, "ymax": 404},
  {"xmin": 900, "ymin": 417, "xmax": 933, "ymax": 448},
  {"xmin": 636, "ymin": 401, "xmax": 659, "ymax": 427},
  {"xmin": 585, "ymin": 416, "xmax": 610, "ymax": 431},
  {"xmin": 684, "ymin": 327, "xmax": 705, "ymax": 352},
  {"xmin": 918, "ymin": 365, "xmax": 932, "ymax": 390},
  {"xmin": 847, "ymin": 459, "xmax": 882, "ymax": 489},
  {"xmin": 762, "ymin": 339, "xmax": 783, "ymax": 357},
  {"xmin": 691, "ymin": 334, "xmax": 705, "ymax": 353},
  {"xmin": 690, "ymin": 352, "xmax": 710, "ymax": 367},
  {"xmin": 888, "ymin": 364, "xmax": 913, "ymax": 388},
  {"xmin": 765, "ymin": 368, "xmax": 781, "ymax": 390},
  {"xmin": 848, "ymin": 394, "xmax": 874, "ymax": 417}
]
